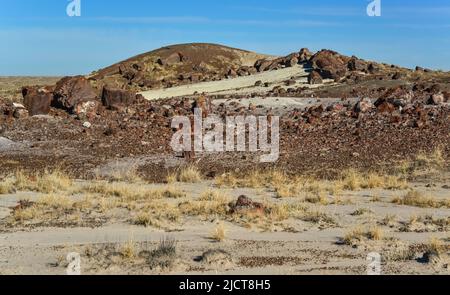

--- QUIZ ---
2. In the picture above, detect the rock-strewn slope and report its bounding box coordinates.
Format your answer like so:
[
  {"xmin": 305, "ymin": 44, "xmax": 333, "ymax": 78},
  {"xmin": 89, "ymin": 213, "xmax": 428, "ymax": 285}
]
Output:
[{"xmin": 89, "ymin": 43, "xmax": 272, "ymax": 92}]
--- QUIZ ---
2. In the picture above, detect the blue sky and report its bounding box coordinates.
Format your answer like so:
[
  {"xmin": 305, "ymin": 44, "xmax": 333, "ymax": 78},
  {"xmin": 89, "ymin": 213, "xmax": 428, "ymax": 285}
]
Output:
[{"xmin": 0, "ymin": 0, "xmax": 449, "ymax": 75}]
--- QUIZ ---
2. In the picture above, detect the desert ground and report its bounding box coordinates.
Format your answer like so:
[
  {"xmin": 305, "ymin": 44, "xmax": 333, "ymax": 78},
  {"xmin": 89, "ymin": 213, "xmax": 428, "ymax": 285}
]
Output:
[
  {"xmin": 0, "ymin": 44, "xmax": 449, "ymax": 274},
  {"xmin": 0, "ymin": 167, "xmax": 449, "ymax": 274}
]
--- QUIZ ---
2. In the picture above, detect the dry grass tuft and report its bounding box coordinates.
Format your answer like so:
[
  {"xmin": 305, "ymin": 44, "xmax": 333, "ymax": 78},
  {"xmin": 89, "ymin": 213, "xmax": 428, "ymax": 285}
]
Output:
[
  {"xmin": 119, "ymin": 239, "xmax": 137, "ymax": 260},
  {"xmin": 10, "ymin": 194, "xmax": 95, "ymax": 225},
  {"xmin": 166, "ymin": 172, "xmax": 178, "ymax": 184},
  {"xmin": 414, "ymin": 148, "xmax": 445, "ymax": 171},
  {"xmin": 396, "ymin": 147, "xmax": 447, "ymax": 176},
  {"xmin": 149, "ymin": 237, "xmax": 178, "ymax": 270},
  {"xmin": 301, "ymin": 210, "xmax": 337, "ymax": 225},
  {"xmin": 35, "ymin": 170, "xmax": 73, "ymax": 193},
  {"xmin": 426, "ymin": 237, "xmax": 446, "ymax": 255},
  {"xmin": 198, "ymin": 189, "xmax": 229, "ymax": 202},
  {"xmin": 350, "ymin": 208, "xmax": 373, "ymax": 216},
  {"xmin": 82, "ymin": 182, "xmax": 185, "ymax": 201},
  {"xmin": 379, "ymin": 214, "xmax": 397, "ymax": 226},
  {"xmin": 134, "ymin": 212, "xmax": 160, "ymax": 228},
  {"xmin": 108, "ymin": 163, "xmax": 143, "ymax": 183},
  {"xmin": 177, "ymin": 166, "xmax": 202, "ymax": 183},
  {"xmin": 341, "ymin": 169, "xmax": 408, "ymax": 191},
  {"xmin": 179, "ymin": 197, "xmax": 229, "ymax": 217},
  {"xmin": 342, "ymin": 226, "xmax": 384, "ymax": 245},
  {"xmin": 216, "ymin": 169, "xmax": 408, "ymax": 199},
  {"xmin": 210, "ymin": 223, "xmax": 227, "ymax": 242},
  {"xmin": 2, "ymin": 169, "xmax": 73, "ymax": 194},
  {"xmin": 0, "ymin": 177, "xmax": 15, "ymax": 194},
  {"xmin": 392, "ymin": 190, "xmax": 449, "ymax": 208}
]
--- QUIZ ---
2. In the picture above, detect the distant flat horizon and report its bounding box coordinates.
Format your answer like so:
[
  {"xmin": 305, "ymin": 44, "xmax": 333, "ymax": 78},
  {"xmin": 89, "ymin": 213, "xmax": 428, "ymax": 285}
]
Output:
[{"xmin": 0, "ymin": 43, "xmax": 447, "ymax": 77}]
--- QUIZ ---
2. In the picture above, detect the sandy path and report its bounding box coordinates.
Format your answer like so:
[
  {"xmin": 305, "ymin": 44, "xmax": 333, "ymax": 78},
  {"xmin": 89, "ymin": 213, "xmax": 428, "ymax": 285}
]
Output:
[{"xmin": 139, "ymin": 65, "xmax": 309, "ymax": 100}]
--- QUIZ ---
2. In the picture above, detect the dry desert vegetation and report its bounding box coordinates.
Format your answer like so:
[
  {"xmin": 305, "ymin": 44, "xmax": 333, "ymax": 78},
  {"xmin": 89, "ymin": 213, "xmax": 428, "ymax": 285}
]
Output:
[
  {"xmin": 0, "ymin": 148, "xmax": 448, "ymax": 275},
  {"xmin": 0, "ymin": 43, "xmax": 449, "ymax": 274}
]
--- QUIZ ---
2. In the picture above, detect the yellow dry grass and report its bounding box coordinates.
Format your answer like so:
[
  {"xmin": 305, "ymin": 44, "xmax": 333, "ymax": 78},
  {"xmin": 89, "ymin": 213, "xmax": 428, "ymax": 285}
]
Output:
[
  {"xmin": 0, "ymin": 177, "xmax": 15, "ymax": 194},
  {"xmin": 395, "ymin": 147, "xmax": 447, "ymax": 177},
  {"xmin": 392, "ymin": 190, "xmax": 449, "ymax": 208},
  {"xmin": 177, "ymin": 166, "xmax": 202, "ymax": 183},
  {"xmin": 340, "ymin": 169, "xmax": 408, "ymax": 191},
  {"xmin": 1, "ymin": 169, "xmax": 73, "ymax": 194},
  {"xmin": 119, "ymin": 239, "xmax": 137, "ymax": 260},
  {"xmin": 342, "ymin": 226, "xmax": 384, "ymax": 245},
  {"xmin": 210, "ymin": 223, "xmax": 227, "ymax": 242}
]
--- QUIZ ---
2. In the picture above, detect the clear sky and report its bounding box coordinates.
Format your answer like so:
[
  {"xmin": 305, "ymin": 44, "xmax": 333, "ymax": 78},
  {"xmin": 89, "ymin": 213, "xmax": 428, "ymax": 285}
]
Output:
[{"xmin": 0, "ymin": 0, "xmax": 449, "ymax": 76}]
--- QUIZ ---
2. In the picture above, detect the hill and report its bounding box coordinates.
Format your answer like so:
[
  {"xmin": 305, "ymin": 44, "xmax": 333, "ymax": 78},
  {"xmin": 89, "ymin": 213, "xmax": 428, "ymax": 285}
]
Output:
[{"xmin": 89, "ymin": 43, "xmax": 272, "ymax": 92}]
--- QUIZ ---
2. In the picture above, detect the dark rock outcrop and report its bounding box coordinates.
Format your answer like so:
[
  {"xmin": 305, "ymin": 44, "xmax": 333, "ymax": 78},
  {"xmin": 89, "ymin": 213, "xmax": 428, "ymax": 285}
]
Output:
[
  {"xmin": 22, "ymin": 86, "xmax": 54, "ymax": 115},
  {"xmin": 101, "ymin": 87, "xmax": 137, "ymax": 110},
  {"xmin": 53, "ymin": 76, "xmax": 97, "ymax": 112}
]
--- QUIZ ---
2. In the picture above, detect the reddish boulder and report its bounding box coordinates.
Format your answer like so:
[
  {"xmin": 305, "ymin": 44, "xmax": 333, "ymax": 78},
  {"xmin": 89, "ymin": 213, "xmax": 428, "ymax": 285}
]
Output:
[
  {"xmin": 377, "ymin": 102, "xmax": 396, "ymax": 113},
  {"xmin": 354, "ymin": 98, "xmax": 373, "ymax": 113},
  {"xmin": 348, "ymin": 57, "xmax": 367, "ymax": 72},
  {"xmin": 119, "ymin": 63, "xmax": 137, "ymax": 81},
  {"xmin": 74, "ymin": 100, "xmax": 100, "ymax": 119},
  {"xmin": 101, "ymin": 87, "xmax": 137, "ymax": 109},
  {"xmin": 309, "ymin": 50, "xmax": 350, "ymax": 80},
  {"xmin": 442, "ymin": 91, "xmax": 450, "ymax": 102},
  {"xmin": 368, "ymin": 63, "xmax": 381, "ymax": 74},
  {"xmin": 12, "ymin": 103, "xmax": 29, "ymax": 119},
  {"xmin": 299, "ymin": 48, "xmax": 312, "ymax": 62},
  {"xmin": 308, "ymin": 70, "xmax": 323, "ymax": 85},
  {"xmin": 247, "ymin": 67, "xmax": 258, "ymax": 75},
  {"xmin": 285, "ymin": 79, "xmax": 296, "ymax": 86},
  {"xmin": 392, "ymin": 72, "xmax": 405, "ymax": 80},
  {"xmin": 190, "ymin": 73, "xmax": 202, "ymax": 83},
  {"xmin": 427, "ymin": 93, "xmax": 444, "ymax": 105},
  {"xmin": 157, "ymin": 52, "xmax": 184, "ymax": 66},
  {"xmin": 283, "ymin": 53, "xmax": 299, "ymax": 67},
  {"xmin": 254, "ymin": 59, "xmax": 273, "ymax": 72},
  {"xmin": 22, "ymin": 86, "xmax": 54, "ymax": 115},
  {"xmin": 228, "ymin": 195, "xmax": 265, "ymax": 216},
  {"xmin": 0, "ymin": 100, "xmax": 11, "ymax": 117},
  {"xmin": 227, "ymin": 68, "xmax": 237, "ymax": 78},
  {"xmin": 53, "ymin": 76, "xmax": 97, "ymax": 112},
  {"xmin": 326, "ymin": 103, "xmax": 344, "ymax": 112}
]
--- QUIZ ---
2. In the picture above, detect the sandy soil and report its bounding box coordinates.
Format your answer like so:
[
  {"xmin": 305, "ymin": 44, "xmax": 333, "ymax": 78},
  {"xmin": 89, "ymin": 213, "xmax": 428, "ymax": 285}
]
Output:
[{"xmin": 1, "ymin": 175, "xmax": 448, "ymax": 275}]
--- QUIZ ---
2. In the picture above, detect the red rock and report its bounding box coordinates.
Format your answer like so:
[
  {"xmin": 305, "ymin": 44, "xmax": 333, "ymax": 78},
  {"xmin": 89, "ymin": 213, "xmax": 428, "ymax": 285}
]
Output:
[
  {"xmin": 227, "ymin": 69, "xmax": 237, "ymax": 77},
  {"xmin": 427, "ymin": 93, "xmax": 444, "ymax": 105},
  {"xmin": 254, "ymin": 80, "xmax": 263, "ymax": 87},
  {"xmin": 285, "ymin": 79, "xmax": 296, "ymax": 86},
  {"xmin": 299, "ymin": 48, "xmax": 312, "ymax": 62},
  {"xmin": 354, "ymin": 98, "xmax": 373, "ymax": 113},
  {"xmin": 310, "ymin": 50, "xmax": 350, "ymax": 80},
  {"xmin": 228, "ymin": 195, "xmax": 265, "ymax": 216},
  {"xmin": 101, "ymin": 87, "xmax": 136, "ymax": 109},
  {"xmin": 12, "ymin": 103, "xmax": 29, "ymax": 119},
  {"xmin": 377, "ymin": 102, "xmax": 396, "ymax": 113},
  {"xmin": 22, "ymin": 86, "xmax": 54, "ymax": 115},
  {"xmin": 254, "ymin": 59, "xmax": 273, "ymax": 72},
  {"xmin": 326, "ymin": 103, "xmax": 344, "ymax": 112},
  {"xmin": 442, "ymin": 91, "xmax": 450, "ymax": 102},
  {"xmin": 53, "ymin": 76, "xmax": 97, "ymax": 112},
  {"xmin": 157, "ymin": 52, "xmax": 184, "ymax": 66},
  {"xmin": 348, "ymin": 57, "xmax": 367, "ymax": 72},
  {"xmin": 284, "ymin": 53, "xmax": 299, "ymax": 67},
  {"xmin": 74, "ymin": 100, "xmax": 100, "ymax": 119},
  {"xmin": 308, "ymin": 70, "xmax": 323, "ymax": 85}
]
